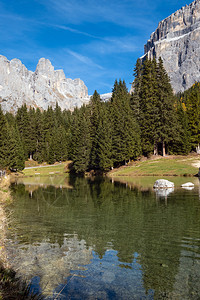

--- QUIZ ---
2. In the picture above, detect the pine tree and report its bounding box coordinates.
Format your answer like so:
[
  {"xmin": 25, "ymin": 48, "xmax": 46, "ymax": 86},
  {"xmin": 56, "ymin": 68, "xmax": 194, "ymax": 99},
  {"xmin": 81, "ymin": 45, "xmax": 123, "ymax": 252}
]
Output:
[
  {"xmin": 7, "ymin": 125, "xmax": 25, "ymax": 171},
  {"xmin": 72, "ymin": 107, "xmax": 91, "ymax": 174},
  {"xmin": 184, "ymin": 83, "xmax": 200, "ymax": 150},
  {"xmin": 33, "ymin": 108, "xmax": 44, "ymax": 163},
  {"xmin": 138, "ymin": 58, "xmax": 158, "ymax": 156},
  {"xmin": 130, "ymin": 58, "xmax": 143, "ymax": 121},
  {"xmin": 111, "ymin": 79, "xmax": 141, "ymax": 165},
  {"xmin": 28, "ymin": 107, "xmax": 37, "ymax": 159},
  {"xmin": 16, "ymin": 104, "xmax": 31, "ymax": 159},
  {"xmin": 168, "ymin": 99, "xmax": 190, "ymax": 154},
  {"xmin": 0, "ymin": 106, "xmax": 9, "ymax": 169},
  {"xmin": 89, "ymin": 90, "xmax": 102, "ymax": 170},
  {"xmin": 155, "ymin": 57, "xmax": 178, "ymax": 156},
  {"xmin": 97, "ymin": 102, "xmax": 113, "ymax": 171}
]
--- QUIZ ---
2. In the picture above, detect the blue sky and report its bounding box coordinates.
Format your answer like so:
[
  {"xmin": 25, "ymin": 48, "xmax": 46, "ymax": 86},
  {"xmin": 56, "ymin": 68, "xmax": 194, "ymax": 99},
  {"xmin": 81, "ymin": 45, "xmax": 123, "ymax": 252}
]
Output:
[{"xmin": 0, "ymin": 0, "xmax": 192, "ymax": 95}]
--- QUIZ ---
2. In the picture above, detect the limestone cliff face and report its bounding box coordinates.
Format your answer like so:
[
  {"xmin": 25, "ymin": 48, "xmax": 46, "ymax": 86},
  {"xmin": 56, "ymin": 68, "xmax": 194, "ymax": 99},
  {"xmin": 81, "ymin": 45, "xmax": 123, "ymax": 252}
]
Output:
[
  {"xmin": 0, "ymin": 55, "xmax": 89, "ymax": 113},
  {"xmin": 143, "ymin": 0, "xmax": 200, "ymax": 93}
]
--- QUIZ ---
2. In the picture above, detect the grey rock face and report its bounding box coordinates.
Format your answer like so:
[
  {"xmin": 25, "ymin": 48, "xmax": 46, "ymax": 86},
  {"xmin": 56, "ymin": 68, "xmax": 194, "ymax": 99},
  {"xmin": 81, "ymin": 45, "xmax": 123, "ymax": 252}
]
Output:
[
  {"xmin": 0, "ymin": 55, "xmax": 90, "ymax": 113},
  {"xmin": 143, "ymin": 0, "xmax": 200, "ymax": 93}
]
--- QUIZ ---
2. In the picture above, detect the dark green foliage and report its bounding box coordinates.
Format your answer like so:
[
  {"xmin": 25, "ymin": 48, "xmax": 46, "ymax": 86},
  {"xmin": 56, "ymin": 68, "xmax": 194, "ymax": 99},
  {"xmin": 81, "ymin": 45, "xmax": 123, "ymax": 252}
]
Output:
[
  {"xmin": 7, "ymin": 125, "xmax": 25, "ymax": 171},
  {"xmin": 0, "ymin": 106, "xmax": 9, "ymax": 169},
  {"xmin": 138, "ymin": 58, "xmax": 159, "ymax": 155},
  {"xmin": 89, "ymin": 90, "xmax": 102, "ymax": 169},
  {"xmin": 180, "ymin": 82, "xmax": 200, "ymax": 150},
  {"xmin": 111, "ymin": 79, "xmax": 141, "ymax": 165},
  {"xmin": 132, "ymin": 57, "xmax": 180, "ymax": 156},
  {"xmin": 96, "ymin": 103, "xmax": 113, "ymax": 171},
  {"xmin": 155, "ymin": 57, "xmax": 179, "ymax": 155},
  {"xmin": 168, "ymin": 99, "xmax": 190, "ymax": 155},
  {"xmin": 16, "ymin": 104, "xmax": 32, "ymax": 159},
  {"xmin": 72, "ymin": 107, "xmax": 91, "ymax": 174},
  {"xmin": 0, "ymin": 105, "xmax": 25, "ymax": 171}
]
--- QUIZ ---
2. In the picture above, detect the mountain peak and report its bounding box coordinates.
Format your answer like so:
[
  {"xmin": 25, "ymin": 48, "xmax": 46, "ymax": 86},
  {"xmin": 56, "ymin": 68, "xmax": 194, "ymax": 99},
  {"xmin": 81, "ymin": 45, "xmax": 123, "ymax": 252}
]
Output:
[
  {"xmin": 143, "ymin": 0, "xmax": 200, "ymax": 93},
  {"xmin": 0, "ymin": 55, "xmax": 89, "ymax": 113}
]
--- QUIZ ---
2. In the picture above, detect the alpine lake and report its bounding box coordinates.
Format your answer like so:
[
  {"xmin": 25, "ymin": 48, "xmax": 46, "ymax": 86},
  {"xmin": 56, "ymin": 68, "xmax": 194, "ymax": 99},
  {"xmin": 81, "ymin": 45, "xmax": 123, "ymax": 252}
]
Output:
[{"xmin": 3, "ymin": 175, "xmax": 200, "ymax": 299}]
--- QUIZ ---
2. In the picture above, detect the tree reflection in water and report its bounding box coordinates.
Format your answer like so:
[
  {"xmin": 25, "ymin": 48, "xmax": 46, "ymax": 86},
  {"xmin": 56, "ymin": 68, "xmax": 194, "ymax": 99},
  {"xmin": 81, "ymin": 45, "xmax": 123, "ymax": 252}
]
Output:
[{"xmin": 4, "ymin": 176, "xmax": 200, "ymax": 299}]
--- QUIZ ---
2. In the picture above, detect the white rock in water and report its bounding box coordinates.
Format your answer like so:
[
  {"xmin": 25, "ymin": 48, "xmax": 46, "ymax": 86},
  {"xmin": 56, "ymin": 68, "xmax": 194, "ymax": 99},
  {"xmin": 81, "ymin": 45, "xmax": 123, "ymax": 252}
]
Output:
[
  {"xmin": 181, "ymin": 182, "xmax": 194, "ymax": 188},
  {"xmin": 155, "ymin": 187, "xmax": 174, "ymax": 198},
  {"xmin": 153, "ymin": 179, "xmax": 174, "ymax": 189}
]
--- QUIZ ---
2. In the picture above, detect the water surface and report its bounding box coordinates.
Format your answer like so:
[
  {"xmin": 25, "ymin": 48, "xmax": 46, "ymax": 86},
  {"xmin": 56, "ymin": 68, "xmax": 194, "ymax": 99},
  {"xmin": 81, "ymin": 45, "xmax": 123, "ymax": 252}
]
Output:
[{"xmin": 4, "ymin": 176, "xmax": 200, "ymax": 299}]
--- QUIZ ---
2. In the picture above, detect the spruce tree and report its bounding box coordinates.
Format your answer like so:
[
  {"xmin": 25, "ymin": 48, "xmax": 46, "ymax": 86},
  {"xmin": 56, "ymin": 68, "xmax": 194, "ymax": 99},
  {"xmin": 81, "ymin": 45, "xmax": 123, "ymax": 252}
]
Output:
[
  {"xmin": 16, "ymin": 104, "xmax": 31, "ymax": 159},
  {"xmin": 97, "ymin": 102, "xmax": 113, "ymax": 171},
  {"xmin": 130, "ymin": 58, "xmax": 143, "ymax": 121},
  {"xmin": 169, "ymin": 99, "xmax": 190, "ymax": 154},
  {"xmin": 7, "ymin": 125, "xmax": 25, "ymax": 171},
  {"xmin": 184, "ymin": 83, "xmax": 200, "ymax": 150},
  {"xmin": 138, "ymin": 58, "xmax": 158, "ymax": 156},
  {"xmin": 111, "ymin": 79, "xmax": 141, "ymax": 165},
  {"xmin": 72, "ymin": 107, "xmax": 91, "ymax": 174},
  {"xmin": 155, "ymin": 57, "xmax": 178, "ymax": 156},
  {"xmin": 33, "ymin": 108, "xmax": 44, "ymax": 163},
  {"xmin": 89, "ymin": 90, "xmax": 102, "ymax": 170},
  {"xmin": 0, "ymin": 106, "xmax": 9, "ymax": 169}
]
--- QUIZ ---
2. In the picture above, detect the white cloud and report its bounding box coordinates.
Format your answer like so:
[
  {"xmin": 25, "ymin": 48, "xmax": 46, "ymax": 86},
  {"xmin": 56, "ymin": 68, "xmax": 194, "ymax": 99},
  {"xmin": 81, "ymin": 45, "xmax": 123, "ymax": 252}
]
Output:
[
  {"xmin": 67, "ymin": 50, "xmax": 104, "ymax": 70},
  {"xmin": 40, "ymin": 0, "xmax": 157, "ymax": 29}
]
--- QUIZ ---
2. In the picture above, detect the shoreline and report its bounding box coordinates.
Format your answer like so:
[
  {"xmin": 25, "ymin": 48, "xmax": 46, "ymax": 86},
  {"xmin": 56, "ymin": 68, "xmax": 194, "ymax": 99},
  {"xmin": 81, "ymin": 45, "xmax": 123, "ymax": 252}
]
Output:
[{"xmin": 0, "ymin": 176, "xmax": 43, "ymax": 299}]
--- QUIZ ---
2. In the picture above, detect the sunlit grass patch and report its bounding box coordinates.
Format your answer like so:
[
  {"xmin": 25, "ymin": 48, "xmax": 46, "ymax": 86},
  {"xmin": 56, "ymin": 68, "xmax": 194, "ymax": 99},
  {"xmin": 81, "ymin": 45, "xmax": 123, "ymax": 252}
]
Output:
[{"xmin": 109, "ymin": 156, "xmax": 199, "ymax": 177}]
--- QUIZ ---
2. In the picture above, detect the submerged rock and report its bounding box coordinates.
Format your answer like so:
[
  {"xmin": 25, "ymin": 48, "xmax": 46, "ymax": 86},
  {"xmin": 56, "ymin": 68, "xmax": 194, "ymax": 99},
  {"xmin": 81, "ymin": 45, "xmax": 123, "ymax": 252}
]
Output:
[
  {"xmin": 153, "ymin": 179, "xmax": 174, "ymax": 189},
  {"xmin": 155, "ymin": 187, "xmax": 174, "ymax": 198}
]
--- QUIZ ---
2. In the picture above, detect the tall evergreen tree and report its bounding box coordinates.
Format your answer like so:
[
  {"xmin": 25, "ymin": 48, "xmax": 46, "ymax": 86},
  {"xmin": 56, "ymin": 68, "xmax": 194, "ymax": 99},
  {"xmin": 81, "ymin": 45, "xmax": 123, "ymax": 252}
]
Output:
[
  {"xmin": 137, "ymin": 58, "xmax": 158, "ymax": 156},
  {"xmin": 184, "ymin": 83, "xmax": 200, "ymax": 150},
  {"xmin": 16, "ymin": 104, "xmax": 31, "ymax": 159},
  {"xmin": 155, "ymin": 57, "xmax": 179, "ymax": 156},
  {"xmin": 111, "ymin": 79, "xmax": 141, "ymax": 165},
  {"xmin": 130, "ymin": 58, "xmax": 143, "ymax": 121},
  {"xmin": 89, "ymin": 90, "xmax": 102, "ymax": 169},
  {"xmin": 72, "ymin": 108, "xmax": 91, "ymax": 174},
  {"xmin": 0, "ymin": 106, "xmax": 9, "ymax": 169},
  {"xmin": 96, "ymin": 102, "xmax": 113, "ymax": 171},
  {"xmin": 7, "ymin": 125, "xmax": 25, "ymax": 171}
]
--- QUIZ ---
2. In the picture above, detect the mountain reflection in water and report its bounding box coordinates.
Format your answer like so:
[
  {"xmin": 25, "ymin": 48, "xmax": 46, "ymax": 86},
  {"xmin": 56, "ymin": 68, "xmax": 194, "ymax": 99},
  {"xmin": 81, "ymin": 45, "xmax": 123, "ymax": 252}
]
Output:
[{"xmin": 4, "ymin": 176, "xmax": 200, "ymax": 299}]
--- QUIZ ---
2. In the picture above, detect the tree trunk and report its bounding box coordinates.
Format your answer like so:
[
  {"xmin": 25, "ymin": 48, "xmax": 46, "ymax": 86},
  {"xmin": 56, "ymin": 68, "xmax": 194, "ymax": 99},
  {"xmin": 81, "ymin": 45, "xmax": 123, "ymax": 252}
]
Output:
[
  {"xmin": 162, "ymin": 141, "xmax": 166, "ymax": 157},
  {"xmin": 29, "ymin": 153, "xmax": 33, "ymax": 160},
  {"xmin": 154, "ymin": 143, "xmax": 158, "ymax": 155}
]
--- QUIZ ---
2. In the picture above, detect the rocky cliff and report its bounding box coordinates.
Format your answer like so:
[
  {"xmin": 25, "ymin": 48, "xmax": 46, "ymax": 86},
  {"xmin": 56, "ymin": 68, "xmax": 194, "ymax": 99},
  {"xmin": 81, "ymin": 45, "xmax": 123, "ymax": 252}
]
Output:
[
  {"xmin": 143, "ymin": 0, "xmax": 200, "ymax": 93},
  {"xmin": 0, "ymin": 55, "xmax": 90, "ymax": 113}
]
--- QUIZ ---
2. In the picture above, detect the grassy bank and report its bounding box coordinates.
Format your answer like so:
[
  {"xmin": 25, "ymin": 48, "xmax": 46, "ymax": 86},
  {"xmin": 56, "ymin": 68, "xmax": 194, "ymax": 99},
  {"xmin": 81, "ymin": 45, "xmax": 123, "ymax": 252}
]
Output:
[
  {"xmin": 0, "ymin": 176, "xmax": 42, "ymax": 300},
  {"xmin": 108, "ymin": 155, "xmax": 199, "ymax": 177},
  {"xmin": 0, "ymin": 264, "xmax": 43, "ymax": 300},
  {"xmin": 0, "ymin": 176, "xmax": 11, "ymax": 203},
  {"xmin": 21, "ymin": 161, "xmax": 71, "ymax": 177}
]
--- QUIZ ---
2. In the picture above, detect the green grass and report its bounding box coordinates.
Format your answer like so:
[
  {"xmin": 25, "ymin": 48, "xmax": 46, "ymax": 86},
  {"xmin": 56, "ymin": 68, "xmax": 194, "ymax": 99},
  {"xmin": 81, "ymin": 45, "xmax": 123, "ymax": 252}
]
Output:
[
  {"xmin": 22, "ymin": 163, "xmax": 69, "ymax": 177},
  {"xmin": 109, "ymin": 156, "xmax": 199, "ymax": 177}
]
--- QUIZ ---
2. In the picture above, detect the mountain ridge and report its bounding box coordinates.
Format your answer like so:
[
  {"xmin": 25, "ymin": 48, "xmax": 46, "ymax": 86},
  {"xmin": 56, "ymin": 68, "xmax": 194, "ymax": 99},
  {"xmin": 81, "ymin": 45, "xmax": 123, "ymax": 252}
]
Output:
[{"xmin": 0, "ymin": 55, "xmax": 90, "ymax": 113}]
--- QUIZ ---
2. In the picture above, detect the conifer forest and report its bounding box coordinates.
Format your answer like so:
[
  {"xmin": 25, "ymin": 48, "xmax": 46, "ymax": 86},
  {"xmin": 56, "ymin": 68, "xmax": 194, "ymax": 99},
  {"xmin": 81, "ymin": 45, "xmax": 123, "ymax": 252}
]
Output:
[{"xmin": 0, "ymin": 58, "xmax": 200, "ymax": 174}]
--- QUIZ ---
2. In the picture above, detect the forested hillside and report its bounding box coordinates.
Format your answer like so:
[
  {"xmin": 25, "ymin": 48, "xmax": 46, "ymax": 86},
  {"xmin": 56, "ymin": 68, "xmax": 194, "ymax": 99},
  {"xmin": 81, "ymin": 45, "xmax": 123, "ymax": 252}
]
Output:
[{"xmin": 0, "ymin": 58, "xmax": 200, "ymax": 175}]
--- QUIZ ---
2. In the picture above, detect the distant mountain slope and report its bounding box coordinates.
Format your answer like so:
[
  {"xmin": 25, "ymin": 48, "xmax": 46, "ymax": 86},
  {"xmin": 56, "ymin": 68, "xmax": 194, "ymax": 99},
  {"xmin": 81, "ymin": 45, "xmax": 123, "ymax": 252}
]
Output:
[
  {"xmin": 0, "ymin": 55, "xmax": 90, "ymax": 113},
  {"xmin": 142, "ymin": 0, "xmax": 200, "ymax": 93}
]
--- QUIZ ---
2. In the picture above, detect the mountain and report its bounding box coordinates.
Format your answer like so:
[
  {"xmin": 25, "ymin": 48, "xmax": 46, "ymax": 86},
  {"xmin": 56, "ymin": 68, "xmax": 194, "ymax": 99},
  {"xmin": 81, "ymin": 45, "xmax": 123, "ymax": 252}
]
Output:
[
  {"xmin": 142, "ymin": 0, "xmax": 200, "ymax": 93},
  {"xmin": 0, "ymin": 55, "xmax": 90, "ymax": 113}
]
